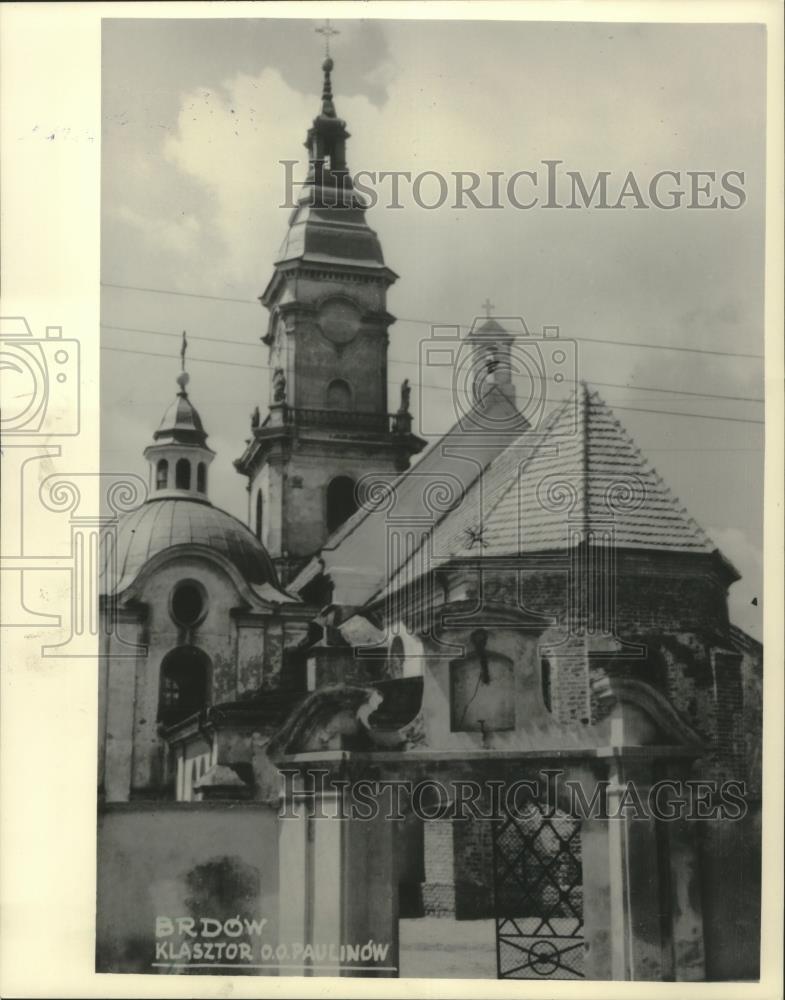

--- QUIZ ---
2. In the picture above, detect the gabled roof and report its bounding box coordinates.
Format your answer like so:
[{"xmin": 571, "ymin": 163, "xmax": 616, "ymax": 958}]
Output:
[
  {"xmin": 381, "ymin": 383, "xmax": 738, "ymax": 598},
  {"xmin": 288, "ymin": 386, "xmax": 526, "ymax": 606}
]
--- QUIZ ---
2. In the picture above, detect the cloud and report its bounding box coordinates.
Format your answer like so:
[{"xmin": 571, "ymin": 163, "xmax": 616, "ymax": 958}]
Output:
[
  {"xmin": 110, "ymin": 204, "xmax": 203, "ymax": 257},
  {"xmin": 101, "ymin": 20, "xmax": 766, "ymax": 585},
  {"xmin": 708, "ymin": 525, "xmax": 763, "ymax": 640}
]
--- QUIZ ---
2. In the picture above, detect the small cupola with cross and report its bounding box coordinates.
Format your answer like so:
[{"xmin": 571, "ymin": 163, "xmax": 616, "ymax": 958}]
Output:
[
  {"xmin": 467, "ymin": 299, "xmax": 517, "ymax": 407},
  {"xmin": 144, "ymin": 332, "xmax": 216, "ymax": 501}
]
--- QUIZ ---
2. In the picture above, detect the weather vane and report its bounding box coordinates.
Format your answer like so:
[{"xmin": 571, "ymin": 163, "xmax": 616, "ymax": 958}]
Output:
[
  {"xmin": 180, "ymin": 330, "xmax": 188, "ymax": 372},
  {"xmin": 315, "ymin": 18, "xmax": 340, "ymax": 58}
]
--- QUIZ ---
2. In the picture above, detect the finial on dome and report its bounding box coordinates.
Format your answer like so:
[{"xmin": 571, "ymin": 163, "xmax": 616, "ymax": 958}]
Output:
[
  {"xmin": 320, "ymin": 58, "xmax": 335, "ymax": 117},
  {"xmin": 176, "ymin": 371, "xmax": 190, "ymax": 394}
]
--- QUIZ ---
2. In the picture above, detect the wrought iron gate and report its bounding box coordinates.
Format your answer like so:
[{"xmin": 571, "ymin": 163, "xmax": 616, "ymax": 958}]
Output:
[{"xmin": 491, "ymin": 802, "xmax": 585, "ymax": 979}]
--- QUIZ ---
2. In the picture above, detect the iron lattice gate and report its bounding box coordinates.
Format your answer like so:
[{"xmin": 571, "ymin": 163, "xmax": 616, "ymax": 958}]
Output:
[{"xmin": 491, "ymin": 802, "xmax": 585, "ymax": 979}]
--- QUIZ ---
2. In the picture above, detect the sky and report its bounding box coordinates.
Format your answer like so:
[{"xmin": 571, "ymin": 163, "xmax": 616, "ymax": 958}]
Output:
[{"xmin": 100, "ymin": 17, "xmax": 766, "ymax": 637}]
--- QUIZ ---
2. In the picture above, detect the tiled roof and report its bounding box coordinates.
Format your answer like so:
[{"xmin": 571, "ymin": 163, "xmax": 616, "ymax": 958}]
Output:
[
  {"xmin": 383, "ymin": 384, "xmax": 733, "ymax": 597},
  {"xmin": 288, "ymin": 386, "xmax": 526, "ymax": 605}
]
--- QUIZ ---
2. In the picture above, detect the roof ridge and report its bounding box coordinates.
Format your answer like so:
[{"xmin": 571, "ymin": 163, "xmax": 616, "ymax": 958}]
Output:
[
  {"xmin": 382, "ymin": 389, "xmax": 583, "ymax": 589},
  {"xmin": 475, "ymin": 388, "xmax": 582, "ymax": 529},
  {"xmin": 356, "ymin": 393, "xmax": 536, "ymax": 605},
  {"xmin": 288, "ymin": 389, "xmax": 523, "ymax": 591}
]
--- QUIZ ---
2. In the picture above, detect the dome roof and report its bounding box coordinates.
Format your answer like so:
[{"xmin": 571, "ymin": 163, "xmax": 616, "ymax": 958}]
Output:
[
  {"xmin": 154, "ymin": 374, "xmax": 208, "ymax": 446},
  {"xmin": 104, "ymin": 498, "xmax": 277, "ymax": 594}
]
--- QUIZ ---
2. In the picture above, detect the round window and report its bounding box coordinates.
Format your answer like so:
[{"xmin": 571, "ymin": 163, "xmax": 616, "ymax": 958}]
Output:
[{"xmin": 170, "ymin": 581, "xmax": 206, "ymax": 627}]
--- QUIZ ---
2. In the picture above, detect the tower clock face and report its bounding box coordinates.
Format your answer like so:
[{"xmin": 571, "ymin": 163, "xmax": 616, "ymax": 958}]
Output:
[{"xmin": 318, "ymin": 299, "xmax": 361, "ymax": 345}]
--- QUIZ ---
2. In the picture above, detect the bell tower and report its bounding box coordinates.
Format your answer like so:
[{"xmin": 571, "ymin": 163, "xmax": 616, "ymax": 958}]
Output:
[{"xmin": 235, "ymin": 56, "xmax": 425, "ymax": 584}]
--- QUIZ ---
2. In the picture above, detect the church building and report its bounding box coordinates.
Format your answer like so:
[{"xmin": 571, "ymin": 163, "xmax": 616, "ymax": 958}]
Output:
[{"xmin": 97, "ymin": 54, "xmax": 762, "ymax": 983}]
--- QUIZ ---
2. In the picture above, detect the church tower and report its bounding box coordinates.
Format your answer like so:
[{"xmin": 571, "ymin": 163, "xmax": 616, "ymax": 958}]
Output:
[{"xmin": 235, "ymin": 55, "xmax": 425, "ymax": 583}]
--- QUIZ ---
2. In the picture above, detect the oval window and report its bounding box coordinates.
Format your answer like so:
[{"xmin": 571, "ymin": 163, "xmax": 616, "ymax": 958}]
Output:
[{"xmin": 170, "ymin": 581, "xmax": 206, "ymax": 627}]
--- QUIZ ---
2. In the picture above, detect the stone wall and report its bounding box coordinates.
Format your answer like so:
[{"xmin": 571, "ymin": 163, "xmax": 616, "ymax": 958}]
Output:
[
  {"xmin": 699, "ymin": 806, "xmax": 762, "ymax": 980},
  {"xmin": 96, "ymin": 802, "xmax": 279, "ymax": 974},
  {"xmin": 100, "ymin": 552, "xmax": 312, "ymax": 801}
]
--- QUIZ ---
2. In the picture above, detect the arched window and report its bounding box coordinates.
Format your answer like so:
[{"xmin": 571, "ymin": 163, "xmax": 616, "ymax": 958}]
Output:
[
  {"xmin": 326, "ymin": 378, "xmax": 352, "ymax": 411},
  {"xmin": 155, "ymin": 459, "xmax": 168, "ymax": 490},
  {"xmin": 158, "ymin": 646, "xmax": 210, "ymax": 727},
  {"xmin": 196, "ymin": 462, "xmax": 207, "ymax": 493},
  {"xmin": 175, "ymin": 458, "xmax": 191, "ymax": 490},
  {"xmin": 255, "ymin": 490, "xmax": 264, "ymax": 541},
  {"xmin": 326, "ymin": 476, "xmax": 357, "ymax": 534}
]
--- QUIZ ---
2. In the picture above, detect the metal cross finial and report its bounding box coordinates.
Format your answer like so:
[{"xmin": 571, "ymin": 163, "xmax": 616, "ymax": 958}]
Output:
[
  {"xmin": 316, "ymin": 19, "xmax": 340, "ymax": 57},
  {"xmin": 481, "ymin": 298, "xmax": 495, "ymax": 318},
  {"xmin": 180, "ymin": 330, "xmax": 188, "ymax": 372}
]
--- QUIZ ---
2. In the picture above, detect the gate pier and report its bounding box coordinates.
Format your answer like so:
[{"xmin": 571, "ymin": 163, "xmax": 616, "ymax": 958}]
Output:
[{"xmin": 276, "ymin": 743, "xmax": 705, "ymax": 981}]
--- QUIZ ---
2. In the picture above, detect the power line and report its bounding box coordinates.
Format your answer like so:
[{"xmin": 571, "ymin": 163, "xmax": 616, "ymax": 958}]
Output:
[
  {"xmin": 100, "ymin": 280, "xmax": 764, "ymax": 361},
  {"xmin": 606, "ymin": 404, "xmax": 762, "ymax": 426},
  {"xmin": 101, "ymin": 322, "xmax": 262, "ymax": 350},
  {"xmin": 103, "ymin": 344, "xmax": 267, "ymax": 370},
  {"xmin": 100, "ymin": 345, "xmax": 764, "ymax": 425},
  {"xmin": 101, "ymin": 281, "xmax": 256, "ymax": 305},
  {"xmin": 100, "ymin": 324, "xmax": 764, "ymax": 405}
]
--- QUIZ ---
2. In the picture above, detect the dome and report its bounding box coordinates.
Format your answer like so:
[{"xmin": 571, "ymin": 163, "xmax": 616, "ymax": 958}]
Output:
[
  {"xmin": 104, "ymin": 498, "xmax": 277, "ymax": 594},
  {"xmin": 154, "ymin": 382, "xmax": 207, "ymax": 446}
]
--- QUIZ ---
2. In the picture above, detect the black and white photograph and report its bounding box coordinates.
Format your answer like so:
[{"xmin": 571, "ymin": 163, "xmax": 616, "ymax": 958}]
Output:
[{"xmin": 1, "ymin": 3, "xmax": 783, "ymax": 996}]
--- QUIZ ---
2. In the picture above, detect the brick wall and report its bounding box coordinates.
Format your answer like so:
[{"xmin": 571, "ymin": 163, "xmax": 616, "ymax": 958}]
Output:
[
  {"xmin": 421, "ymin": 815, "xmax": 496, "ymax": 920},
  {"xmin": 453, "ymin": 819, "xmax": 495, "ymax": 919},
  {"xmin": 478, "ymin": 553, "xmax": 731, "ymax": 640},
  {"xmin": 422, "ymin": 819, "xmax": 455, "ymax": 916},
  {"xmin": 446, "ymin": 550, "xmax": 749, "ymax": 785}
]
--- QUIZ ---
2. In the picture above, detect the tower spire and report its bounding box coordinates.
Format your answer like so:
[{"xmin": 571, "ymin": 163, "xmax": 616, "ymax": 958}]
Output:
[
  {"xmin": 320, "ymin": 57, "xmax": 336, "ymax": 118},
  {"xmin": 315, "ymin": 20, "xmax": 340, "ymax": 118}
]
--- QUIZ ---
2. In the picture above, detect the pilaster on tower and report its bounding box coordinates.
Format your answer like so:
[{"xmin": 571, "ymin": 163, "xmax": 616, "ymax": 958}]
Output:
[{"xmin": 234, "ymin": 54, "xmax": 425, "ymax": 585}]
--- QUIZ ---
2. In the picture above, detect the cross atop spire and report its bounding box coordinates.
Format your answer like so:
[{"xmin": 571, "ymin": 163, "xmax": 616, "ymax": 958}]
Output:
[
  {"xmin": 314, "ymin": 22, "xmax": 339, "ymax": 120},
  {"xmin": 315, "ymin": 18, "xmax": 340, "ymax": 58},
  {"xmin": 481, "ymin": 298, "xmax": 495, "ymax": 318},
  {"xmin": 177, "ymin": 331, "xmax": 191, "ymax": 394}
]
